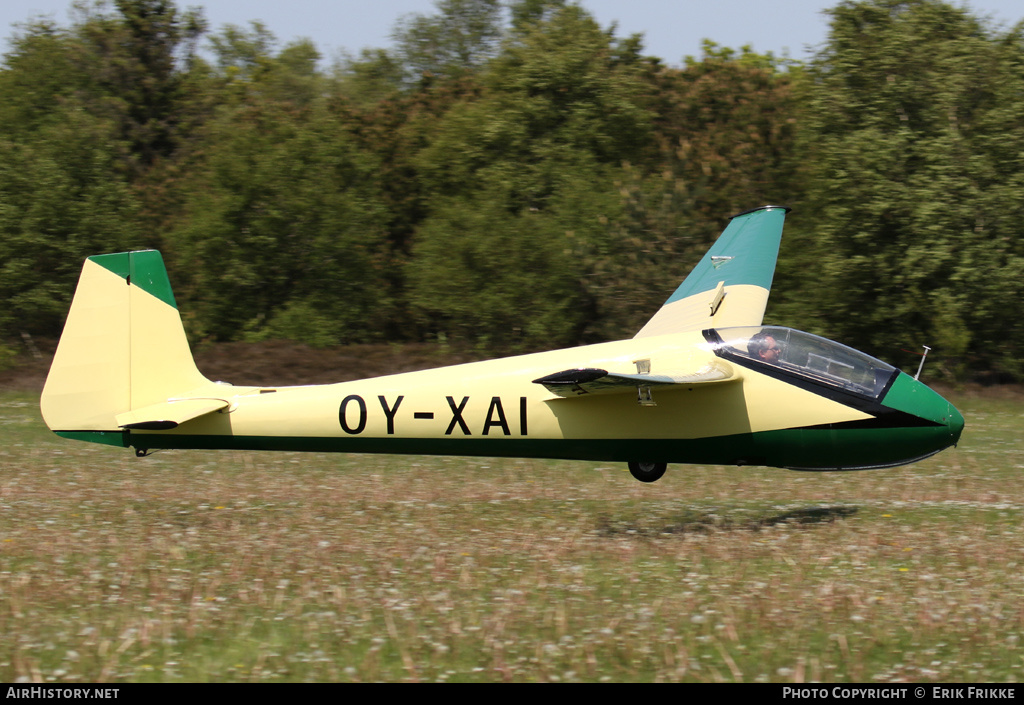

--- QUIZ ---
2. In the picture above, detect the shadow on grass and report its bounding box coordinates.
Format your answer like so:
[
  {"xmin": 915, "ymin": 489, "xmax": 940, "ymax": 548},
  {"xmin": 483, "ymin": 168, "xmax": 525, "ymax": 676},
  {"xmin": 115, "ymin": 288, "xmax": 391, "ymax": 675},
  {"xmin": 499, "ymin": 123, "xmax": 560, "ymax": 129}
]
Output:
[{"xmin": 596, "ymin": 505, "xmax": 859, "ymax": 537}]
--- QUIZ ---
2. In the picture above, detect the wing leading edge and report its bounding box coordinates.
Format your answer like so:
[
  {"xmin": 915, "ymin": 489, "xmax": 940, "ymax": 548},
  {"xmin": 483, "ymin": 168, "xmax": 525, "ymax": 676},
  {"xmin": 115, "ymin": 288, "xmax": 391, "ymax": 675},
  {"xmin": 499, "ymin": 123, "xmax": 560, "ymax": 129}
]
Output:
[{"xmin": 634, "ymin": 205, "xmax": 790, "ymax": 339}]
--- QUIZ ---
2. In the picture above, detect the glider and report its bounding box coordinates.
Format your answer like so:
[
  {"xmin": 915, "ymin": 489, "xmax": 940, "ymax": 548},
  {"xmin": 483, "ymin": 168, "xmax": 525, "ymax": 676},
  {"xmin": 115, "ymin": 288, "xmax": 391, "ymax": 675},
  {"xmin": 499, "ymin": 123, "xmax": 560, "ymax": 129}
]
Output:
[{"xmin": 40, "ymin": 206, "xmax": 964, "ymax": 482}]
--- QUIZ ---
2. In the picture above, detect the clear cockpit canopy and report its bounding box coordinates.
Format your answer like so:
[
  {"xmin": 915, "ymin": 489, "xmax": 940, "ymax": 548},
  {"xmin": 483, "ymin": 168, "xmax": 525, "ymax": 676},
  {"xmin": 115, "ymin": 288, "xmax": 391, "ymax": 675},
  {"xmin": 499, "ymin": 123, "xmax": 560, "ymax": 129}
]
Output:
[{"xmin": 707, "ymin": 326, "xmax": 897, "ymax": 399}]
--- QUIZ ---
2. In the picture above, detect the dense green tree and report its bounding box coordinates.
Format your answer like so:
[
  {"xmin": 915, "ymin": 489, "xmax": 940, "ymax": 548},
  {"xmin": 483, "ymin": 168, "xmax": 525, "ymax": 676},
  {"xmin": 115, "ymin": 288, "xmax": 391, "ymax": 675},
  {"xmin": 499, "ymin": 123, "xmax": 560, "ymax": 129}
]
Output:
[
  {"xmin": 508, "ymin": 0, "xmax": 568, "ymax": 33},
  {"xmin": 207, "ymin": 22, "xmax": 325, "ymax": 108},
  {"xmin": 337, "ymin": 75, "xmax": 484, "ymax": 338},
  {"xmin": 391, "ymin": 0, "xmax": 504, "ymax": 85},
  {"xmin": 577, "ymin": 165, "xmax": 702, "ymax": 341},
  {"xmin": 71, "ymin": 0, "xmax": 206, "ymax": 171},
  {"xmin": 331, "ymin": 47, "xmax": 407, "ymax": 107},
  {"xmin": 2, "ymin": 0, "xmax": 1020, "ymax": 380},
  {"xmin": 207, "ymin": 21, "xmax": 277, "ymax": 79},
  {"xmin": 335, "ymin": 0, "xmax": 568, "ymax": 101},
  {"xmin": 409, "ymin": 183, "xmax": 610, "ymax": 349},
  {"xmin": 0, "ymin": 1, "xmax": 216, "ymax": 343},
  {"xmin": 601, "ymin": 42, "xmax": 806, "ymax": 340},
  {"xmin": 801, "ymin": 0, "xmax": 1024, "ymax": 377},
  {"xmin": 413, "ymin": 4, "xmax": 650, "ymax": 202},
  {"xmin": 406, "ymin": 5, "xmax": 650, "ymax": 348},
  {"xmin": 168, "ymin": 97, "xmax": 388, "ymax": 346},
  {"xmin": 0, "ymin": 110, "xmax": 142, "ymax": 336},
  {"xmin": 649, "ymin": 42, "xmax": 804, "ymax": 233},
  {"xmin": 0, "ymin": 19, "xmax": 87, "ymax": 140}
]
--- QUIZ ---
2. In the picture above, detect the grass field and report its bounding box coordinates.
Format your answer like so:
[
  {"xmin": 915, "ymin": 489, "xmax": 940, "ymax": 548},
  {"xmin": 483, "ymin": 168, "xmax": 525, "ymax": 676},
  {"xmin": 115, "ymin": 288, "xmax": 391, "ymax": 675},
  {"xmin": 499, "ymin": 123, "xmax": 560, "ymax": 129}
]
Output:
[{"xmin": 1, "ymin": 389, "xmax": 1021, "ymax": 682}]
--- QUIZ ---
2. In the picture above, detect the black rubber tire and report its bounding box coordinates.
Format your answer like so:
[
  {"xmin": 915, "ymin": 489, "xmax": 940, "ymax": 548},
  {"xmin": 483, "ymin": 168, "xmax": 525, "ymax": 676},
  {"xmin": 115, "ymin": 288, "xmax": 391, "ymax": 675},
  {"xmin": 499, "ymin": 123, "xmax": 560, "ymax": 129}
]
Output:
[{"xmin": 628, "ymin": 461, "xmax": 667, "ymax": 483}]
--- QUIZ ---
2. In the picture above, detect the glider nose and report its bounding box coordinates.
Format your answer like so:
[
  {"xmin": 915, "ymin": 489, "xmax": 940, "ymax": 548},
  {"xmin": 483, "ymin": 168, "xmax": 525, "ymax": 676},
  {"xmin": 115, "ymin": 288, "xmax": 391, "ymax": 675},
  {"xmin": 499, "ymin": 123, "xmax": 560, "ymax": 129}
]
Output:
[
  {"xmin": 947, "ymin": 401, "xmax": 965, "ymax": 446},
  {"xmin": 878, "ymin": 372, "xmax": 964, "ymax": 462}
]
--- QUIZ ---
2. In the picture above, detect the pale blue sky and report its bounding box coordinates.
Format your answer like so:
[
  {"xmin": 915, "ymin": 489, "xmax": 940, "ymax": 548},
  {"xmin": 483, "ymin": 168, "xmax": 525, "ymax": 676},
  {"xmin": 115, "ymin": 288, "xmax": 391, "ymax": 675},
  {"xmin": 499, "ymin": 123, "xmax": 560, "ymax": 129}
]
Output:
[{"xmin": 3, "ymin": 0, "xmax": 1022, "ymax": 67}]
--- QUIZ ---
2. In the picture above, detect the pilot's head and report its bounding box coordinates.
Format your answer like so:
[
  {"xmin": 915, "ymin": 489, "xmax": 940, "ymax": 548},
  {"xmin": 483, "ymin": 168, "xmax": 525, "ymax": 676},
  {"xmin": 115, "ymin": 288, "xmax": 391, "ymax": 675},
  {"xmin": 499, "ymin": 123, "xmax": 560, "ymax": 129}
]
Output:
[{"xmin": 748, "ymin": 332, "xmax": 781, "ymax": 363}]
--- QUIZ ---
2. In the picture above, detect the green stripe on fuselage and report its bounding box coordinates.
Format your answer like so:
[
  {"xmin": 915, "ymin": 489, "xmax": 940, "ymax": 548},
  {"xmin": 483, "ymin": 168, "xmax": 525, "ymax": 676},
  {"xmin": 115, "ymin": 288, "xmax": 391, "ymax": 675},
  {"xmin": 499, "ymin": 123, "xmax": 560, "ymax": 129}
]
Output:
[
  {"xmin": 127, "ymin": 425, "xmax": 953, "ymax": 470},
  {"xmin": 55, "ymin": 430, "xmax": 130, "ymax": 447}
]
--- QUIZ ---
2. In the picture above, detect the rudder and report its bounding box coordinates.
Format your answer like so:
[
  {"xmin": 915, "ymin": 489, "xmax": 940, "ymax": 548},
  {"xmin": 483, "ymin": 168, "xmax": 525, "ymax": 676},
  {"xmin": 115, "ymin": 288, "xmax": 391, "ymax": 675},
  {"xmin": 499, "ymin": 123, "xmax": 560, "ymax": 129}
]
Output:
[{"xmin": 40, "ymin": 251, "xmax": 209, "ymax": 445}]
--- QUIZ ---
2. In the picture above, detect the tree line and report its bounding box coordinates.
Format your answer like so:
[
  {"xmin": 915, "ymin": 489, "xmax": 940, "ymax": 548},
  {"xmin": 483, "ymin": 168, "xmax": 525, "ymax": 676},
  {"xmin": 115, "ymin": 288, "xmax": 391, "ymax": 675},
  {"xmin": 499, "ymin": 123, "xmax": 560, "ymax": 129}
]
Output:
[{"xmin": 1, "ymin": 0, "xmax": 1021, "ymax": 380}]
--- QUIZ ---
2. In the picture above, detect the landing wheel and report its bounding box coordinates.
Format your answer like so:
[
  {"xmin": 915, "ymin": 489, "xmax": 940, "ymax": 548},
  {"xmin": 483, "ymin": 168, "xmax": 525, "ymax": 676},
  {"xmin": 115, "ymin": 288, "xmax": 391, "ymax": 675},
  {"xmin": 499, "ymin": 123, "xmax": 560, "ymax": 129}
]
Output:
[{"xmin": 628, "ymin": 461, "xmax": 667, "ymax": 483}]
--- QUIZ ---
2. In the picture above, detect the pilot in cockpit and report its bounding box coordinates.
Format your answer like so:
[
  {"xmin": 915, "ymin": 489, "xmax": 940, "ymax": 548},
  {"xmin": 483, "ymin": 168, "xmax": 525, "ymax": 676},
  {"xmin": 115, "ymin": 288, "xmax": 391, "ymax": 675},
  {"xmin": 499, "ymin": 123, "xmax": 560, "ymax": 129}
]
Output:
[{"xmin": 748, "ymin": 331, "xmax": 782, "ymax": 364}]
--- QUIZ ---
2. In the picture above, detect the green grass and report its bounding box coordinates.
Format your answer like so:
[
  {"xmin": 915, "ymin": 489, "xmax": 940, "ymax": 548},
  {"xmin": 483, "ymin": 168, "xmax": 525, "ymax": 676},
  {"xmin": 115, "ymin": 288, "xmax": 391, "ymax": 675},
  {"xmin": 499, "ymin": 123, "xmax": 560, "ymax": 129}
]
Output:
[{"xmin": 1, "ymin": 390, "xmax": 1022, "ymax": 682}]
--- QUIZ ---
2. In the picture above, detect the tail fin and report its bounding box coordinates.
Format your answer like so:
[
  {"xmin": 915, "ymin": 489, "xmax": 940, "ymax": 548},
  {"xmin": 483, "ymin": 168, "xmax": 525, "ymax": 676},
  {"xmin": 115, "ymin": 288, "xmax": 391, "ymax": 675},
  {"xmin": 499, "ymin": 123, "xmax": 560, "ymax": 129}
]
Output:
[
  {"xmin": 634, "ymin": 205, "xmax": 790, "ymax": 338},
  {"xmin": 40, "ymin": 251, "xmax": 211, "ymax": 446}
]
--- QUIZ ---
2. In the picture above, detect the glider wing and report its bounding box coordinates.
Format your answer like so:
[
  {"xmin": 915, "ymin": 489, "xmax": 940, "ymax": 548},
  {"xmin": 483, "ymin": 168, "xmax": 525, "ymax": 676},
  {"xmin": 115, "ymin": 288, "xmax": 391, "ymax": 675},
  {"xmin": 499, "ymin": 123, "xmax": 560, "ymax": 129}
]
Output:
[{"xmin": 634, "ymin": 205, "xmax": 790, "ymax": 338}]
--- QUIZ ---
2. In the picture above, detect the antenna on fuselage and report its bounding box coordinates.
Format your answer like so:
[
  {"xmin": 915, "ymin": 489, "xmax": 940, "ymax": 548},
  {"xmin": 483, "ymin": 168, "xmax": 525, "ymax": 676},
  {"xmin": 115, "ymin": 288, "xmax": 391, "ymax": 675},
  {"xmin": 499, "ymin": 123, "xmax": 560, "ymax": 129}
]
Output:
[{"xmin": 914, "ymin": 345, "xmax": 932, "ymax": 380}]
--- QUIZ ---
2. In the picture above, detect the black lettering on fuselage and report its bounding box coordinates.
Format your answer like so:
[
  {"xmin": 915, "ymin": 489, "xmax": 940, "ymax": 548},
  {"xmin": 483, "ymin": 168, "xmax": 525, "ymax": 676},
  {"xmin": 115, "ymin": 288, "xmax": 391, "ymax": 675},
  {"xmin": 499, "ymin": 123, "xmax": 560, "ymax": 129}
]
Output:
[
  {"xmin": 483, "ymin": 397, "xmax": 510, "ymax": 436},
  {"xmin": 445, "ymin": 396, "xmax": 471, "ymax": 436},
  {"xmin": 378, "ymin": 395, "xmax": 404, "ymax": 435},
  {"xmin": 340, "ymin": 394, "xmax": 528, "ymax": 437},
  {"xmin": 339, "ymin": 395, "xmax": 367, "ymax": 435}
]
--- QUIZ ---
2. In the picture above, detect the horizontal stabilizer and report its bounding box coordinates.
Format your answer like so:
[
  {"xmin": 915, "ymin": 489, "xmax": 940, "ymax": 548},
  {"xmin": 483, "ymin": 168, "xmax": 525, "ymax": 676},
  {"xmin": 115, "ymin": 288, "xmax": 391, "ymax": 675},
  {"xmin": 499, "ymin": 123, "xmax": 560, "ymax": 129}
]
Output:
[
  {"xmin": 116, "ymin": 397, "xmax": 230, "ymax": 430},
  {"xmin": 533, "ymin": 360, "xmax": 735, "ymax": 398}
]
